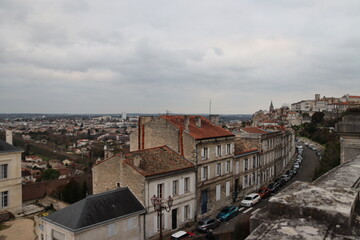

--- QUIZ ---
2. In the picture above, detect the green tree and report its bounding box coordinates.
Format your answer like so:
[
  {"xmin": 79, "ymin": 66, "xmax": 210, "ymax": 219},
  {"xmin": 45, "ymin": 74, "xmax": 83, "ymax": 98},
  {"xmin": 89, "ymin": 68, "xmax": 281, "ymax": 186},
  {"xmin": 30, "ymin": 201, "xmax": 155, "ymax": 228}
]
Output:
[
  {"xmin": 41, "ymin": 169, "xmax": 60, "ymax": 181},
  {"xmin": 311, "ymin": 112, "xmax": 325, "ymax": 124}
]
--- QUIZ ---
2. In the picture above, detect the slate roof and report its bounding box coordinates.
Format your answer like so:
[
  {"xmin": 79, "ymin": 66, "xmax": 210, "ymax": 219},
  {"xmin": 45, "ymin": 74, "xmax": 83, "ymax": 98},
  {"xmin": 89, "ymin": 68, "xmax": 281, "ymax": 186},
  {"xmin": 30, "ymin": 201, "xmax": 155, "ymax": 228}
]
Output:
[
  {"xmin": 161, "ymin": 115, "xmax": 234, "ymax": 140},
  {"xmin": 124, "ymin": 146, "xmax": 195, "ymax": 177},
  {"xmin": 0, "ymin": 139, "xmax": 22, "ymax": 153},
  {"xmin": 43, "ymin": 187, "xmax": 145, "ymax": 232}
]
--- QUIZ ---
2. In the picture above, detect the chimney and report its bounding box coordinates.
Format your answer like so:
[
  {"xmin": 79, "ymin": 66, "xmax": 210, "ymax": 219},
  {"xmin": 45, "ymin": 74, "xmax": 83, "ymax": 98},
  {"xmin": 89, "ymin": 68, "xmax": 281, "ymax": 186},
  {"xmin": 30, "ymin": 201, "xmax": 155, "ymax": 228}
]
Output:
[
  {"xmin": 134, "ymin": 155, "xmax": 142, "ymax": 168},
  {"xmin": 210, "ymin": 115, "xmax": 220, "ymax": 125},
  {"xmin": 184, "ymin": 116, "xmax": 190, "ymax": 131},
  {"xmin": 195, "ymin": 116, "xmax": 202, "ymax": 128},
  {"xmin": 5, "ymin": 129, "xmax": 13, "ymax": 145}
]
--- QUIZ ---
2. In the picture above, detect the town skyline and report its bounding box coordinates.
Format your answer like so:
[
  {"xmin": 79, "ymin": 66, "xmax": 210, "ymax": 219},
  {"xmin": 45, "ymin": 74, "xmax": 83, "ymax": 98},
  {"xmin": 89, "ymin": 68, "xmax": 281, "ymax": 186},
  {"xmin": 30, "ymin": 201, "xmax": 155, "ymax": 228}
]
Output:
[{"xmin": 1, "ymin": 1, "xmax": 360, "ymax": 114}]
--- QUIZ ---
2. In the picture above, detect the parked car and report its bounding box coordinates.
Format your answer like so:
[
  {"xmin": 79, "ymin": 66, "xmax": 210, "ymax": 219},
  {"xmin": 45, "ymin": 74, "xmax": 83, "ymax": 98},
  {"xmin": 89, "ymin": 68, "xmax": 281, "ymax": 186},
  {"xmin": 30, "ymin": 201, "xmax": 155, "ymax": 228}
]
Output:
[
  {"xmin": 258, "ymin": 186, "xmax": 271, "ymax": 199},
  {"xmin": 275, "ymin": 177, "xmax": 286, "ymax": 187},
  {"xmin": 240, "ymin": 193, "xmax": 261, "ymax": 207},
  {"xmin": 281, "ymin": 174, "xmax": 291, "ymax": 182},
  {"xmin": 216, "ymin": 206, "xmax": 239, "ymax": 221},
  {"xmin": 316, "ymin": 151, "xmax": 322, "ymax": 156},
  {"xmin": 292, "ymin": 167, "xmax": 298, "ymax": 175},
  {"xmin": 171, "ymin": 231, "xmax": 195, "ymax": 240},
  {"xmin": 196, "ymin": 217, "xmax": 220, "ymax": 232},
  {"xmin": 268, "ymin": 181, "xmax": 281, "ymax": 193},
  {"xmin": 294, "ymin": 162, "xmax": 300, "ymax": 169}
]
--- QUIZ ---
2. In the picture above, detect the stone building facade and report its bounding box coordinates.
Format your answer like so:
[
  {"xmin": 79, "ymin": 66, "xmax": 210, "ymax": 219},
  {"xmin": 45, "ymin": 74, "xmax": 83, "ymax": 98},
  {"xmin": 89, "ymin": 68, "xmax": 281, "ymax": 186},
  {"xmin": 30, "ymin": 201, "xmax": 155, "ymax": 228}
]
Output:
[
  {"xmin": 93, "ymin": 146, "xmax": 196, "ymax": 239},
  {"xmin": 336, "ymin": 111, "xmax": 360, "ymax": 164},
  {"xmin": 235, "ymin": 127, "xmax": 295, "ymax": 186},
  {"xmin": 130, "ymin": 115, "xmax": 236, "ymax": 218},
  {"xmin": 0, "ymin": 130, "xmax": 22, "ymax": 214},
  {"xmin": 233, "ymin": 149, "xmax": 261, "ymax": 199}
]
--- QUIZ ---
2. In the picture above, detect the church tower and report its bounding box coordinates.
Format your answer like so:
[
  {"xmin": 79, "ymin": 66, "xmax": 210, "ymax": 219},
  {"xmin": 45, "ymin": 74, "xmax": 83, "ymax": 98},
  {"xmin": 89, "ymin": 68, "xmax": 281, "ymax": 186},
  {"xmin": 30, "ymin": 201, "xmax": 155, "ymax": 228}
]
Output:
[{"xmin": 269, "ymin": 101, "xmax": 274, "ymax": 113}]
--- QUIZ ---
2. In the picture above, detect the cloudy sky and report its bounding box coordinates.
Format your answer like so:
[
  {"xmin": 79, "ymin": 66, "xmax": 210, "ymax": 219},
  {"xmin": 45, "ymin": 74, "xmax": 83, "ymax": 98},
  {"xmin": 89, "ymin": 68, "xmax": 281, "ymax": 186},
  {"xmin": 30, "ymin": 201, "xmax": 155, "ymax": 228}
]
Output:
[{"xmin": 1, "ymin": 0, "xmax": 360, "ymax": 114}]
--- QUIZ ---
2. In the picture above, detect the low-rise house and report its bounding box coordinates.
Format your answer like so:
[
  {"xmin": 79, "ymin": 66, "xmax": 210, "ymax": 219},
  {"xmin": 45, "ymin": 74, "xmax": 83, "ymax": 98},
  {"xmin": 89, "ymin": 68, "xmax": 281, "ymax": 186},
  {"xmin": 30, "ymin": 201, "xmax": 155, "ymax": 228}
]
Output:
[
  {"xmin": 25, "ymin": 155, "xmax": 43, "ymax": 163},
  {"xmin": 40, "ymin": 187, "xmax": 145, "ymax": 240},
  {"xmin": 93, "ymin": 146, "xmax": 196, "ymax": 239}
]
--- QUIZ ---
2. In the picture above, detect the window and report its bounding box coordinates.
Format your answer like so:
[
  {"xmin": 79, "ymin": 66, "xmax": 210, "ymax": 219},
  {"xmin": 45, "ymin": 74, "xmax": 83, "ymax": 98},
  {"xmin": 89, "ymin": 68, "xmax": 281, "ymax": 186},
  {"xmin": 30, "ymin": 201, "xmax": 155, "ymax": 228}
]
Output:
[
  {"xmin": 184, "ymin": 205, "xmax": 190, "ymax": 219},
  {"xmin": 216, "ymin": 145, "xmax": 222, "ymax": 157},
  {"xmin": 216, "ymin": 163, "xmax": 221, "ymax": 176},
  {"xmin": 0, "ymin": 164, "xmax": 8, "ymax": 179},
  {"xmin": 216, "ymin": 184, "xmax": 221, "ymax": 201},
  {"xmin": 107, "ymin": 223, "xmax": 116, "ymax": 237},
  {"xmin": 226, "ymin": 181, "xmax": 230, "ymax": 197},
  {"xmin": 252, "ymin": 172, "xmax": 256, "ymax": 185},
  {"xmin": 157, "ymin": 184, "xmax": 163, "ymax": 199},
  {"xmin": 243, "ymin": 175, "xmax": 248, "ymax": 188},
  {"xmin": 226, "ymin": 161, "xmax": 230, "ymax": 173},
  {"xmin": 116, "ymin": 182, "xmax": 120, "ymax": 188},
  {"xmin": 202, "ymin": 166, "xmax": 208, "ymax": 180},
  {"xmin": 172, "ymin": 180, "xmax": 178, "ymax": 196},
  {"xmin": 184, "ymin": 177, "xmax": 190, "ymax": 193},
  {"xmin": 244, "ymin": 159, "xmax": 248, "ymax": 171},
  {"xmin": 52, "ymin": 230, "xmax": 65, "ymax": 240},
  {"xmin": 201, "ymin": 147, "xmax": 208, "ymax": 160},
  {"xmin": 1, "ymin": 191, "xmax": 8, "ymax": 208},
  {"xmin": 252, "ymin": 157, "xmax": 256, "ymax": 168},
  {"xmin": 128, "ymin": 217, "xmax": 136, "ymax": 230},
  {"xmin": 226, "ymin": 144, "xmax": 231, "ymax": 155}
]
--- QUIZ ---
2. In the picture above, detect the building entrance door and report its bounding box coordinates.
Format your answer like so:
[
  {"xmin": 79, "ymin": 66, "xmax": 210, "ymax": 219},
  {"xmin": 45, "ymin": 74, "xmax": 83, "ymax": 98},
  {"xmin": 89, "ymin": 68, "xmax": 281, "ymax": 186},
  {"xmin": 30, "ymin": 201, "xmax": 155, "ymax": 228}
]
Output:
[
  {"xmin": 201, "ymin": 190, "xmax": 208, "ymax": 214},
  {"xmin": 172, "ymin": 208, "xmax": 177, "ymax": 229}
]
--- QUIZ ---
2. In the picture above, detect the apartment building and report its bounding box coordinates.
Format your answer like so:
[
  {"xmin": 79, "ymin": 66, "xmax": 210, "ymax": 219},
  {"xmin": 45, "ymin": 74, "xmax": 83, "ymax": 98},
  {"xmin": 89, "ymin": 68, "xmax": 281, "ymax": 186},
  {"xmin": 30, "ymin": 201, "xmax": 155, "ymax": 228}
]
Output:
[
  {"xmin": 130, "ymin": 115, "xmax": 236, "ymax": 218},
  {"xmin": 92, "ymin": 146, "xmax": 196, "ymax": 239},
  {"xmin": 0, "ymin": 130, "xmax": 22, "ymax": 214},
  {"xmin": 233, "ymin": 149, "xmax": 261, "ymax": 199},
  {"xmin": 235, "ymin": 127, "xmax": 295, "ymax": 186}
]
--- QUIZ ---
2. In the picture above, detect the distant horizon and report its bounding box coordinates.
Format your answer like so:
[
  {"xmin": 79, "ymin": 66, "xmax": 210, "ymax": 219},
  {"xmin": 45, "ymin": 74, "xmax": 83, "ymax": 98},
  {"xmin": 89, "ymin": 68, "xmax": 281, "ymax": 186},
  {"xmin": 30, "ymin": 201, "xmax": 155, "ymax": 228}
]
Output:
[{"xmin": 0, "ymin": 112, "xmax": 253, "ymax": 116}]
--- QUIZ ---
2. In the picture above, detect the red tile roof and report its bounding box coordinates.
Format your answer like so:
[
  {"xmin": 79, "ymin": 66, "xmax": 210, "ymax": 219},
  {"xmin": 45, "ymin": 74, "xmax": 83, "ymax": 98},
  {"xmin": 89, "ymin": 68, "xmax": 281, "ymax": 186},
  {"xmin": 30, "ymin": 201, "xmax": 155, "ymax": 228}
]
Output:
[
  {"xmin": 349, "ymin": 95, "xmax": 360, "ymax": 98},
  {"xmin": 161, "ymin": 115, "xmax": 234, "ymax": 140},
  {"xmin": 242, "ymin": 127, "xmax": 268, "ymax": 134},
  {"xmin": 124, "ymin": 146, "xmax": 195, "ymax": 177}
]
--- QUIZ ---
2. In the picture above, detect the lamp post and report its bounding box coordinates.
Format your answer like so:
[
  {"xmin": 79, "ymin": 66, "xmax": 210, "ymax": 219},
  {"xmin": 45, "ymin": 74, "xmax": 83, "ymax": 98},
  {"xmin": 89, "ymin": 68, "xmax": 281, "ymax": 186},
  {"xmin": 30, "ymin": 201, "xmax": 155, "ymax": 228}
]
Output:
[{"xmin": 151, "ymin": 195, "xmax": 173, "ymax": 240}]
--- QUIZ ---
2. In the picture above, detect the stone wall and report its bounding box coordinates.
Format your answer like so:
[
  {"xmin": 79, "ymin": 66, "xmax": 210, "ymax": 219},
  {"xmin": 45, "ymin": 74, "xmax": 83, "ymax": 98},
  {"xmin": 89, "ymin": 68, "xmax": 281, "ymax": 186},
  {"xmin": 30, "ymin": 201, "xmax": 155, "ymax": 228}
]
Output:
[{"xmin": 92, "ymin": 156, "xmax": 122, "ymax": 194}]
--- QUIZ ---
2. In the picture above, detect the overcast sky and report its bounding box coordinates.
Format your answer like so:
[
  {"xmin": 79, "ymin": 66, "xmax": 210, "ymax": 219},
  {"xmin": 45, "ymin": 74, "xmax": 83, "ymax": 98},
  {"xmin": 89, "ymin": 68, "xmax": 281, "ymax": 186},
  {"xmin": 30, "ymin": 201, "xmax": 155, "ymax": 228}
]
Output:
[{"xmin": 1, "ymin": 0, "xmax": 360, "ymax": 114}]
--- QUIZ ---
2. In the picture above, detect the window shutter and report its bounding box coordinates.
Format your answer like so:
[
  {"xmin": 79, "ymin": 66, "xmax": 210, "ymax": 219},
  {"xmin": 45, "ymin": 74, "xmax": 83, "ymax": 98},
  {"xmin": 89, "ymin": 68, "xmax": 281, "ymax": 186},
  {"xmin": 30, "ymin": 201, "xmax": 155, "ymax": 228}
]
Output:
[
  {"xmin": 179, "ymin": 178, "xmax": 184, "ymax": 195},
  {"xmin": 226, "ymin": 181, "xmax": 230, "ymax": 197},
  {"xmin": 201, "ymin": 148, "xmax": 204, "ymax": 158},
  {"xmin": 207, "ymin": 165, "xmax": 211, "ymax": 179}
]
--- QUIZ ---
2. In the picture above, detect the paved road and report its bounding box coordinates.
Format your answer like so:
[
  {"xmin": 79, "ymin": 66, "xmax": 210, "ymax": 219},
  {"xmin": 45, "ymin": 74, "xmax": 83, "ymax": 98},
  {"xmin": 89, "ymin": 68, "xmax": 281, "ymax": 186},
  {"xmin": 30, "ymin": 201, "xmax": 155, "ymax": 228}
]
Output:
[{"xmin": 211, "ymin": 143, "xmax": 321, "ymax": 238}]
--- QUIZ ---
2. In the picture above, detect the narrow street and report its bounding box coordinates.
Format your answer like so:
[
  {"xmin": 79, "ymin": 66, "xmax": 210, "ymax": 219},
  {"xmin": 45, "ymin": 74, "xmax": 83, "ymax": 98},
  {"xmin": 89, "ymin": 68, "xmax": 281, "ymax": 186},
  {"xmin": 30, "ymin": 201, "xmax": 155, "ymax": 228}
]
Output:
[{"xmin": 210, "ymin": 142, "xmax": 321, "ymax": 239}]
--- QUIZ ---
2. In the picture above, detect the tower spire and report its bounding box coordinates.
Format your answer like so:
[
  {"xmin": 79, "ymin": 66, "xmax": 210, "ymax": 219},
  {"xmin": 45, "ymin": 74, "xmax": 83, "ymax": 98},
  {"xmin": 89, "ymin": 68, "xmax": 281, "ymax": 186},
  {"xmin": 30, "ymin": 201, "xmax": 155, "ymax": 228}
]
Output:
[{"xmin": 270, "ymin": 100, "xmax": 274, "ymax": 112}]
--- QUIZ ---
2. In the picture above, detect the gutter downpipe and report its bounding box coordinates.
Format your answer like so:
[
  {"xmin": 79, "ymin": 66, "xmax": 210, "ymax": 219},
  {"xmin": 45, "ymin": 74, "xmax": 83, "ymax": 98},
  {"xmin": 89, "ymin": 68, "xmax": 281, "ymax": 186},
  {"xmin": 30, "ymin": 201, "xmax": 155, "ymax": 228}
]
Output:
[{"xmin": 194, "ymin": 142, "xmax": 199, "ymax": 222}]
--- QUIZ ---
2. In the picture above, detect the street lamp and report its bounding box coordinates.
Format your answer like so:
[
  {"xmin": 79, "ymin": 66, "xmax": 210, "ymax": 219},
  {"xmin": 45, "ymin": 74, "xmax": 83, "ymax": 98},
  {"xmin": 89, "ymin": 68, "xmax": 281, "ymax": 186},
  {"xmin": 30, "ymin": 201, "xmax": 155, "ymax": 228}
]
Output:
[{"xmin": 151, "ymin": 195, "xmax": 173, "ymax": 240}]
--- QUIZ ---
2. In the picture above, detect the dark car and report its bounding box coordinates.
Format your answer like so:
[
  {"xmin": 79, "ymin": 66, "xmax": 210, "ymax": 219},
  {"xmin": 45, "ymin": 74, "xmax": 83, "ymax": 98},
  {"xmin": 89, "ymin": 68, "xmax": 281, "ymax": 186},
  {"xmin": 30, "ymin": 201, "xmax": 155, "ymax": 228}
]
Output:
[
  {"xmin": 268, "ymin": 181, "xmax": 281, "ymax": 193},
  {"xmin": 216, "ymin": 206, "xmax": 239, "ymax": 221},
  {"xmin": 196, "ymin": 217, "xmax": 220, "ymax": 232},
  {"xmin": 275, "ymin": 177, "xmax": 286, "ymax": 187},
  {"xmin": 258, "ymin": 186, "xmax": 271, "ymax": 199}
]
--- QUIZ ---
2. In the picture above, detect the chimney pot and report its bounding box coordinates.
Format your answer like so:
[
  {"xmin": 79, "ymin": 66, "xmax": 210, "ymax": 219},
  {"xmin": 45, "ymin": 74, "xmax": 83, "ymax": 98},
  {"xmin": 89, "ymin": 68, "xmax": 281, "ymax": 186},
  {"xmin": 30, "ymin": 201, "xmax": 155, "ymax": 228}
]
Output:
[
  {"xmin": 5, "ymin": 129, "xmax": 13, "ymax": 145},
  {"xmin": 134, "ymin": 155, "xmax": 142, "ymax": 168},
  {"xmin": 184, "ymin": 116, "xmax": 190, "ymax": 131},
  {"xmin": 195, "ymin": 116, "xmax": 202, "ymax": 128}
]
